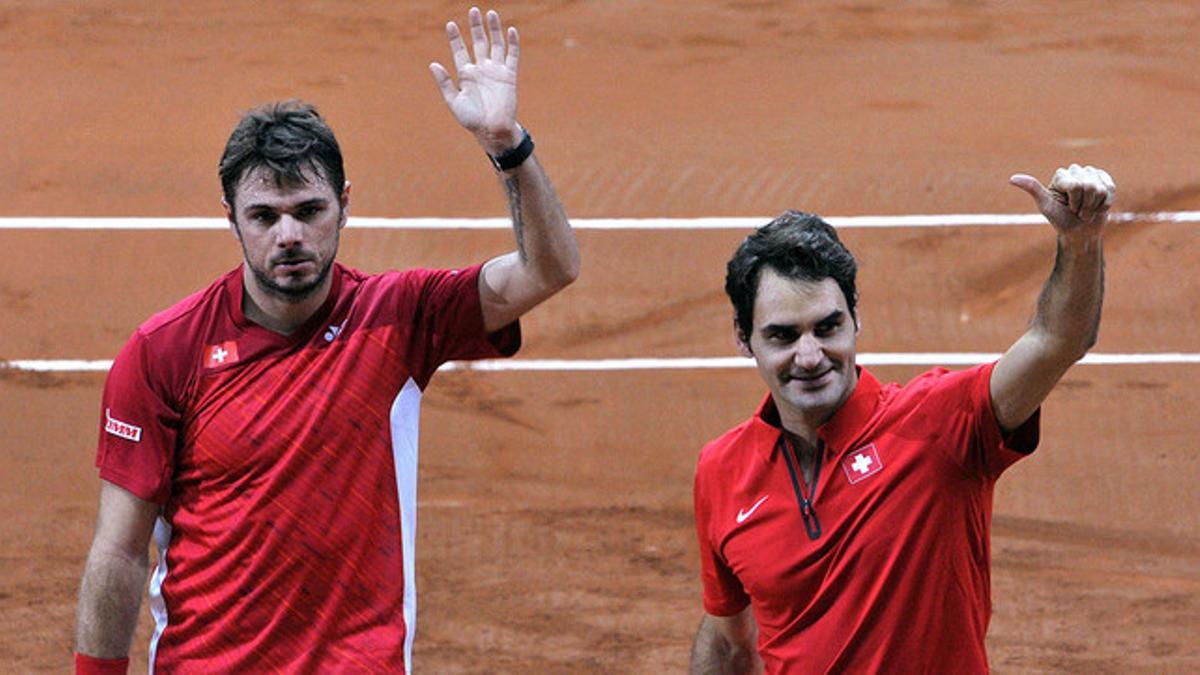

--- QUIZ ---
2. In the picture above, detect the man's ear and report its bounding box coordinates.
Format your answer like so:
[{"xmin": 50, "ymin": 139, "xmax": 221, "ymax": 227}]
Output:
[
  {"xmin": 339, "ymin": 181, "xmax": 351, "ymax": 229},
  {"xmin": 735, "ymin": 322, "xmax": 753, "ymax": 358},
  {"xmin": 223, "ymin": 198, "xmax": 240, "ymax": 241}
]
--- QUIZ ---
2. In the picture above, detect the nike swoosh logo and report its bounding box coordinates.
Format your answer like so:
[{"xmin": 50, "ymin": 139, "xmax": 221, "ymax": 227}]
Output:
[{"xmin": 736, "ymin": 495, "xmax": 770, "ymax": 523}]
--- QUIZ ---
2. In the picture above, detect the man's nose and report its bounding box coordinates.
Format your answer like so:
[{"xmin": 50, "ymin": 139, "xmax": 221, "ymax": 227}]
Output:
[
  {"xmin": 276, "ymin": 214, "xmax": 303, "ymax": 247},
  {"xmin": 793, "ymin": 334, "xmax": 823, "ymax": 369}
]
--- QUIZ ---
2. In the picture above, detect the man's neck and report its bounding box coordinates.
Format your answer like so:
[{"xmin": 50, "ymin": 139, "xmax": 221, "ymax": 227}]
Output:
[
  {"xmin": 241, "ymin": 268, "xmax": 331, "ymax": 335},
  {"xmin": 777, "ymin": 408, "xmax": 825, "ymax": 485},
  {"xmin": 779, "ymin": 419, "xmax": 819, "ymax": 451},
  {"xmin": 780, "ymin": 426, "xmax": 821, "ymax": 488}
]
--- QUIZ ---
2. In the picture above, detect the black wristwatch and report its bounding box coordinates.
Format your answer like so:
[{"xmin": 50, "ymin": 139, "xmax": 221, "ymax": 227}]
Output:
[{"xmin": 488, "ymin": 129, "xmax": 534, "ymax": 171}]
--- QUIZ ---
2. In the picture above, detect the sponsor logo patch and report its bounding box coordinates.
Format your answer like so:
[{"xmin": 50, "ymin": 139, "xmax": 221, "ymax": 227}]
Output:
[
  {"xmin": 736, "ymin": 494, "xmax": 770, "ymax": 524},
  {"xmin": 324, "ymin": 317, "xmax": 349, "ymax": 343},
  {"xmin": 204, "ymin": 341, "xmax": 239, "ymax": 369},
  {"xmin": 841, "ymin": 444, "xmax": 883, "ymax": 485},
  {"xmin": 105, "ymin": 408, "xmax": 142, "ymax": 442}
]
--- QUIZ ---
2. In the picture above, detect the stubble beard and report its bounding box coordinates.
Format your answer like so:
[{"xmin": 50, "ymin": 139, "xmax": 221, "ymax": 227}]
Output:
[
  {"xmin": 237, "ymin": 218, "xmax": 341, "ymax": 304},
  {"xmin": 250, "ymin": 254, "xmax": 336, "ymax": 303}
]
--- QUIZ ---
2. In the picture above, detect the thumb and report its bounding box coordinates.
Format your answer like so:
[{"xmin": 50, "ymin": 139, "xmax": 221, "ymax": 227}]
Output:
[
  {"xmin": 1009, "ymin": 173, "xmax": 1049, "ymax": 204},
  {"xmin": 429, "ymin": 63, "xmax": 458, "ymax": 106}
]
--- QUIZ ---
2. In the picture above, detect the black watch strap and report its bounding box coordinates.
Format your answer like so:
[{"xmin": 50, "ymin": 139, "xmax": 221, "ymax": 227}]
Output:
[{"xmin": 488, "ymin": 130, "xmax": 534, "ymax": 171}]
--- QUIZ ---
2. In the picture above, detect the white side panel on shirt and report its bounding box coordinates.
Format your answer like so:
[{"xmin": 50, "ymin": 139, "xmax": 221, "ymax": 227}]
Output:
[
  {"xmin": 390, "ymin": 378, "xmax": 423, "ymax": 675},
  {"xmin": 147, "ymin": 516, "xmax": 173, "ymax": 674}
]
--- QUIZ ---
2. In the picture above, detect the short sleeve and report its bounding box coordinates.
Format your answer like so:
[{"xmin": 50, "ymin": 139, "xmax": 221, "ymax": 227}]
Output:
[
  {"xmin": 409, "ymin": 264, "xmax": 521, "ymax": 385},
  {"xmin": 912, "ymin": 363, "xmax": 1039, "ymax": 480},
  {"xmin": 694, "ymin": 462, "xmax": 751, "ymax": 616},
  {"xmin": 95, "ymin": 330, "xmax": 181, "ymax": 504},
  {"xmin": 973, "ymin": 361, "xmax": 1040, "ymax": 478}
]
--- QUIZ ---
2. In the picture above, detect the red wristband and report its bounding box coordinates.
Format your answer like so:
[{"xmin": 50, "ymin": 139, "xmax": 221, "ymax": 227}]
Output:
[{"xmin": 75, "ymin": 653, "xmax": 129, "ymax": 675}]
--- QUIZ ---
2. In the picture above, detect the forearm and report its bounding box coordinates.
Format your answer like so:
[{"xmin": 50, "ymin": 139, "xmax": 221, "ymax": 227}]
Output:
[
  {"xmin": 436, "ymin": 9, "xmax": 579, "ymax": 330},
  {"xmin": 690, "ymin": 638, "xmax": 758, "ymax": 674},
  {"xmin": 992, "ymin": 165, "xmax": 1113, "ymax": 431},
  {"xmin": 75, "ymin": 545, "xmax": 148, "ymax": 658},
  {"xmin": 690, "ymin": 615, "xmax": 760, "ymax": 675},
  {"xmin": 1029, "ymin": 232, "xmax": 1105, "ymax": 363},
  {"xmin": 499, "ymin": 152, "xmax": 579, "ymax": 288}
]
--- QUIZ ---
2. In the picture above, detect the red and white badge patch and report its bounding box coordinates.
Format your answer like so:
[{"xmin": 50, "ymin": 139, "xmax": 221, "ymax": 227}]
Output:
[
  {"xmin": 204, "ymin": 341, "xmax": 239, "ymax": 369},
  {"xmin": 841, "ymin": 444, "xmax": 883, "ymax": 485},
  {"xmin": 104, "ymin": 408, "xmax": 142, "ymax": 442}
]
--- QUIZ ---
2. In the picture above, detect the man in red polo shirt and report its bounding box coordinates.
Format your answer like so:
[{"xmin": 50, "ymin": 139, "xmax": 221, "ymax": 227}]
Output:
[
  {"xmin": 73, "ymin": 8, "xmax": 580, "ymax": 674},
  {"xmin": 690, "ymin": 165, "xmax": 1115, "ymax": 673}
]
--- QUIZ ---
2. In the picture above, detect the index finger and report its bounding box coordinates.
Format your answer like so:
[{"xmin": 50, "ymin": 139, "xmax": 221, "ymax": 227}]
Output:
[
  {"xmin": 1050, "ymin": 167, "xmax": 1082, "ymax": 213},
  {"xmin": 446, "ymin": 21, "xmax": 470, "ymax": 73}
]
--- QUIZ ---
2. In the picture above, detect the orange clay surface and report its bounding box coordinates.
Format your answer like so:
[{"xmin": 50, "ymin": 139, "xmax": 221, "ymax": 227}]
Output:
[{"xmin": 1, "ymin": 1, "xmax": 1198, "ymax": 672}]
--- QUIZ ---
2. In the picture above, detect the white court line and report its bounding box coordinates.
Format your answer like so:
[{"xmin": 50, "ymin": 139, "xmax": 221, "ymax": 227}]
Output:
[
  {"xmin": 0, "ymin": 212, "xmax": 1197, "ymax": 230},
  {"xmin": 5, "ymin": 353, "xmax": 1200, "ymax": 374},
  {"xmin": 444, "ymin": 353, "xmax": 1200, "ymax": 370}
]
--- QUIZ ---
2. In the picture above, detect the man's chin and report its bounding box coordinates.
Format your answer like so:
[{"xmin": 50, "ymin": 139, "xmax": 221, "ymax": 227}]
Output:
[
  {"xmin": 254, "ymin": 271, "xmax": 324, "ymax": 302},
  {"xmin": 777, "ymin": 388, "xmax": 840, "ymax": 418},
  {"xmin": 275, "ymin": 281, "xmax": 321, "ymax": 299}
]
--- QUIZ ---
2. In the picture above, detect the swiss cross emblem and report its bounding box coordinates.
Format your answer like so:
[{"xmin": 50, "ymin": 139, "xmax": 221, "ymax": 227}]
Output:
[
  {"xmin": 204, "ymin": 341, "xmax": 240, "ymax": 369},
  {"xmin": 841, "ymin": 444, "xmax": 883, "ymax": 485}
]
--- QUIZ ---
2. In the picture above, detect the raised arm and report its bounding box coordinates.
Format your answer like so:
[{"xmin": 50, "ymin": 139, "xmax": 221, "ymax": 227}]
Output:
[
  {"xmin": 430, "ymin": 7, "xmax": 580, "ymax": 333},
  {"xmin": 76, "ymin": 480, "xmax": 159, "ymax": 664},
  {"xmin": 990, "ymin": 164, "xmax": 1116, "ymax": 432}
]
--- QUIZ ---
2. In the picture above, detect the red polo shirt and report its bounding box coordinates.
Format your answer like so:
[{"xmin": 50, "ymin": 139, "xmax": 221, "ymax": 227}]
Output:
[
  {"xmin": 96, "ymin": 263, "xmax": 519, "ymax": 673},
  {"xmin": 694, "ymin": 364, "xmax": 1039, "ymax": 674}
]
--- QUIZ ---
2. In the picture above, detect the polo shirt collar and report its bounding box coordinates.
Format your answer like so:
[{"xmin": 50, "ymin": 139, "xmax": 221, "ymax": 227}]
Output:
[{"xmin": 751, "ymin": 366, "xmax": 883, "ymax": 459}]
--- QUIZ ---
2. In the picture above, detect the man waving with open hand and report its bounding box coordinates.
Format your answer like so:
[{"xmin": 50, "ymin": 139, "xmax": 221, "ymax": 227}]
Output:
[{"xmin": 75, "ymin": 7, "xmax": 576, "ymax": 674}]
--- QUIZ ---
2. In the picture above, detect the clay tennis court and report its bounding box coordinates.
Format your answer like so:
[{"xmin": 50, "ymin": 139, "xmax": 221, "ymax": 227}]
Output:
[{"xmin": 2, "ymin": 1, "xmax": 1197, "ymax": 672}]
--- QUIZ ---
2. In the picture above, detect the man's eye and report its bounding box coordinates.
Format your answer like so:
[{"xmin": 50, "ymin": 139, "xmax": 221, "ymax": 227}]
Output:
[{"xmin": 298, "ymin": 206, "xmax": 320, "ymax": 218}]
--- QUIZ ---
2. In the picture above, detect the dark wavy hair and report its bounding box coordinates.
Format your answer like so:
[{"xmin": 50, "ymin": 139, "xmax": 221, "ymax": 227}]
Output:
[
  {"xmin": 725, "ymin": 210, "xmax": 858, "ymax": 341},
  {"xmin": 218, "ymin": 100, "xmax": 345, "ymax": 209}
]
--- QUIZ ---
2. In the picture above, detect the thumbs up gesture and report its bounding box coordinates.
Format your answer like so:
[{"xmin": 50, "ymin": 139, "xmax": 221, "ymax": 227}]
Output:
[{"xmin": 1010, "ymin": 164, "xmax": 1116, "ymax": 239}]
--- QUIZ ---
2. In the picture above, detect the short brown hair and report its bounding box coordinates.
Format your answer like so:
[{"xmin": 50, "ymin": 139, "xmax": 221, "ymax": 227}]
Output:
[
  {"xmin": 725, "ymin": 211, "xmax": 859, "ymax": 340},
  {"xmin": 218, "ymin": 100, "xmax": 345, "ymax": 209}
]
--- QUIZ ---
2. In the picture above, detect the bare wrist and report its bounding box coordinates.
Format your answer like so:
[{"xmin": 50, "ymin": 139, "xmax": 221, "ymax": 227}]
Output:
[
  {"xmin": 1057, "ymin": 230, "xmax": 1104, "ymax": 251},
  {"xmin": 476, "ymin": 123, "xmax": 523, "ymax": 156}
]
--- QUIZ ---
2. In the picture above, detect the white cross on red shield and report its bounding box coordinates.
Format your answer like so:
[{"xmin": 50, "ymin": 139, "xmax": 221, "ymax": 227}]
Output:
[{"xmin": 841, "ymin": 443, "xmax": 883, "ymax": 485}]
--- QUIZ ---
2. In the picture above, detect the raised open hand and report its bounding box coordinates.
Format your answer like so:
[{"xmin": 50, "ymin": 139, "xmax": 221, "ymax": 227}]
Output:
[
  {"xmin": 430, "ymin": 7, "xmax": 520, "ymax": 155},
  {"xmin": 1010, "ymin": 164, "xmax": 1116, "ymax": 239}
]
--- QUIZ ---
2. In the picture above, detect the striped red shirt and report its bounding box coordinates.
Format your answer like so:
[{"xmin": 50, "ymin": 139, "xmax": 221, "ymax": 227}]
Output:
[{"xmin": 97, "ymin": 262, "xmax": 518, "ymax": 672}]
